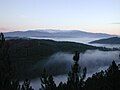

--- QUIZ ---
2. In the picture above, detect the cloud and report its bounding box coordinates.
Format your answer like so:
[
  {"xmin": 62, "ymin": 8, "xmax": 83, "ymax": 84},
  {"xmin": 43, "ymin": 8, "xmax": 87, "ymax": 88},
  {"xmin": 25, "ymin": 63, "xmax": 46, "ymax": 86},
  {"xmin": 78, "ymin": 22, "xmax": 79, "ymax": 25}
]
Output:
[{"xmin": 111, "ymin": 22, "xmax": 120, "ymax": 24}]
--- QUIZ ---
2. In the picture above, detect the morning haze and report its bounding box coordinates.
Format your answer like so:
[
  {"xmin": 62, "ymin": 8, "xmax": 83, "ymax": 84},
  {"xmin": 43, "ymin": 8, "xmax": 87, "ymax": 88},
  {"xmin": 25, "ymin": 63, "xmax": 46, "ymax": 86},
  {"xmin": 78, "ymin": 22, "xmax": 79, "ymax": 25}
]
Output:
[{"xmin": 0, "ymin": 0, "xmax": 120, "ymax": 90}]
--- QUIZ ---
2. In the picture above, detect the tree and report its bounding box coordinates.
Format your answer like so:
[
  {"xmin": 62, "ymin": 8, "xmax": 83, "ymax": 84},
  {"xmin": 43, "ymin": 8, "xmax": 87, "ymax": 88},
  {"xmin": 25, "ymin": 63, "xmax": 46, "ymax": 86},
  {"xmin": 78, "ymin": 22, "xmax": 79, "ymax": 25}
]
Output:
[
  {"xmin": 84, "ymin": 60, "xmax": 120, "ymax": 90},
  {"xmin": 40, "ymin": 69, "xmax": 56, "ymax": 90},
  {"xmin": 21, "ymin": 79, "xmax": 34, "ymax": 90},
  {"xmin": 0, "ymin": 33, "xmax": 20, "ymax": 90},
  {"xmin": 105, "ymin": 60, "xmax": 120, "ymax": 90},
  {"xmin": 66, "ymin": 51, "xmax": 87, "ymax": 90}
]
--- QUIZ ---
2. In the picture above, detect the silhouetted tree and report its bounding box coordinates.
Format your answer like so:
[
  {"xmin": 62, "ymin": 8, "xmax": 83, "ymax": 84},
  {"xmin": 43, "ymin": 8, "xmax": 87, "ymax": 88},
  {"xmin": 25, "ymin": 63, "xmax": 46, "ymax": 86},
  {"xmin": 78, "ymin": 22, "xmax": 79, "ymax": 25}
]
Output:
[
  {"xmin": 40, "ymin": 69, "xmax": 56, "ymax": 90},
  {"xmin": 21, "ymin": 79, "xmax": 34, "ymax": 90},
  {"xmin": 105, "ymin": 60, "xmax": 120, "ymax": 90},
  {"xmin": 66, "ymin": 51, "xmax": 87, "ymax": 90},
  {"xmin": 84, "ymin": 60, "xmax": 120, "ymax": 90},
  {"xmin": 0, "ymin": 33, "xmax": 20, "ymax": 90}
]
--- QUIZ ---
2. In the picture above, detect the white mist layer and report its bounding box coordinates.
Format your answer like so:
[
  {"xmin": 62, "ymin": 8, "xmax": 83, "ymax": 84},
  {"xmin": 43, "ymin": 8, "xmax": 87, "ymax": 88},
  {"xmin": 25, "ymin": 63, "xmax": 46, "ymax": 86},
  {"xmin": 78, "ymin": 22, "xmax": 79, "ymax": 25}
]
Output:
[
  {"xmin": 45, "ymin": 50, "xmax": 120, "ymax": 74},
  {"xmin": 24, "ymin": 50, "xmax": 120, "ymax": 90}
]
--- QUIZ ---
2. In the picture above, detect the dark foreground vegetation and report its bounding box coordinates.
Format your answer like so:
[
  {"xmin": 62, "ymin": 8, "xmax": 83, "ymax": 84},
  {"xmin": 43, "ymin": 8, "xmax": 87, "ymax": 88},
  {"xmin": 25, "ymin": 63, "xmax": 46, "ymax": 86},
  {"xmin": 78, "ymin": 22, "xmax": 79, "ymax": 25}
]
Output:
[
  {"xmin": 1, "ymin": 34, "xmax": 116, "ymax": 80},
  {"xmin": 0, "ymin": 33, "xmax": 120, "ymax": 90}
]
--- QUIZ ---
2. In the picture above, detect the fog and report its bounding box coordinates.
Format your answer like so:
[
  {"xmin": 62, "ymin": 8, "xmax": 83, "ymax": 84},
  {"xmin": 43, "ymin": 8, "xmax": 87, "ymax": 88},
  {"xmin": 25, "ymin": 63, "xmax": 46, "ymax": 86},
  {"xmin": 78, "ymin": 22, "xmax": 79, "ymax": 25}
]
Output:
[
  {"xmin": 45, "ymin": 50, "xmax": 120, "ymax": 75},
  {"xmin": 31, "ymin": 37, "xmax": 98, "ymax": 44},
  {"xmin": 25, "ymin": 50, "xmax": 120, "ymax": 90}
]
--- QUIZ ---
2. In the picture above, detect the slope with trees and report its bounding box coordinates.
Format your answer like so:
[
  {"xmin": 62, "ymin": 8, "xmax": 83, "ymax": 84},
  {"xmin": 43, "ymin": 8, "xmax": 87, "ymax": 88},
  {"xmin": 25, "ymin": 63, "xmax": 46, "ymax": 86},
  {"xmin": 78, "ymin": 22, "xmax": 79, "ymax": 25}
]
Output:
[
  {"xmin": 1, "ymin": 37, "xmax": 114, "ymax": 79},
  {"xmin": 0, "ymin": 33, "xmax": 120, "ymax": 90},
  {"xmin": 90, "ymin": 37, "xmax": 120, "ymax": 44}
]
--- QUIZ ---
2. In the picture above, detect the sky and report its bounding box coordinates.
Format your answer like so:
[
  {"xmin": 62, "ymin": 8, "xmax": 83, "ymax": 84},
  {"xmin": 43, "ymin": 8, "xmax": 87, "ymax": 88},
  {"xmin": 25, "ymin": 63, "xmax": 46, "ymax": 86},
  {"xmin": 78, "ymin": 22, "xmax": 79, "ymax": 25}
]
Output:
[{"xmin": 0, "ymin": 0, "xmax": 120, "ymax": 35}]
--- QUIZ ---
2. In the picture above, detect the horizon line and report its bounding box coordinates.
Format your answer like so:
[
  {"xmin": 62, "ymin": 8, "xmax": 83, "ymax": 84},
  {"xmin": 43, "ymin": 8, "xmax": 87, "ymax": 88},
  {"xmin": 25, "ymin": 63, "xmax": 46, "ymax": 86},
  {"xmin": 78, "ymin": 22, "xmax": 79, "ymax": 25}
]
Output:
[{"xmin": 1, "ymin": 29, "xmax": 119, "ymax": 36}]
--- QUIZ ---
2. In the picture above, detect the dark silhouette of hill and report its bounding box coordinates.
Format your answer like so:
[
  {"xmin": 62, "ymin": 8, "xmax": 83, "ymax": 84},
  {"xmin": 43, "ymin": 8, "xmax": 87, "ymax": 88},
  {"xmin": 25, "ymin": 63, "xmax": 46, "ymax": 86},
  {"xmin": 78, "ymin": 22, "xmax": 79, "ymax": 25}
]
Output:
[
  {"xmin": 89, "ymin": 37, "xmax": 120, "ymax": 44},
  {"xmin": 6, "ymin": 38, "xmax": 113, "ymax": 61},
  {"xmin": 0, "ymin": 33, "xmax": 120, "ymax": 90},
  {"xmin": 0, "ymin": 37, "xmax": 114, "ymax": 79}
]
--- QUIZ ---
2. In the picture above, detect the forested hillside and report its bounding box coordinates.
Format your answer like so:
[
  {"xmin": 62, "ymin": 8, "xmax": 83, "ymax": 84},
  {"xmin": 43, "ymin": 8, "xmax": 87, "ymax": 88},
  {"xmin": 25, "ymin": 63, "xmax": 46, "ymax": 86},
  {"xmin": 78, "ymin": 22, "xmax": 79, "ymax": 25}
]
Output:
[
  {"xmin": 0, "ymin": 33, "xmax": 120, "ymax": 90},
  {"xmin": 90, "ymin": 37, "xmax": 120, "ymax": 44}
]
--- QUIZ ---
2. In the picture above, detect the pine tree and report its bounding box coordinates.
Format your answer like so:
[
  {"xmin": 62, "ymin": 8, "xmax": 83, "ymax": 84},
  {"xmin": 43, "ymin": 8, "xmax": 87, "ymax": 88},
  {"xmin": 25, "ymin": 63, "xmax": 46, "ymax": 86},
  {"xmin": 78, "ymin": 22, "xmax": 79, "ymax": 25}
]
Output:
[
  {"xmin": 84, "ymin": 60, "xmax": 120, "ymax": 90},
  {"xmin": 40, "ymin": 68, "xmax": 56, "ymax": 90},
  {"xmin": 106, "ymin": 60, "xmax": 120, "ymax": 90},
  {"xmin": 0, "ymin": 33, "xmax": 20, "ymax": 90},
  {"xmin": 67, "ymin": 51, "xmax": 87, "ymax": 90},
  {"xmin": 21, "ymin": 79, "xmax": 34, "ymax": 90}
]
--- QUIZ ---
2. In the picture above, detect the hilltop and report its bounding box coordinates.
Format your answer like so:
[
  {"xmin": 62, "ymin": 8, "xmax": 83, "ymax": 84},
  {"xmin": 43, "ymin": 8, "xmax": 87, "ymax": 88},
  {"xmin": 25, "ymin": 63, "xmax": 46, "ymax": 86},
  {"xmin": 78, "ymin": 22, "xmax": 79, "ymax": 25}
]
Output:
[
  {"xmin": 4, "ymin": 29, "xmax": 116, "ymax": 38},
  {"xmin": 89, "ymin": 37, "xmax": 120, "ymax": 44}
]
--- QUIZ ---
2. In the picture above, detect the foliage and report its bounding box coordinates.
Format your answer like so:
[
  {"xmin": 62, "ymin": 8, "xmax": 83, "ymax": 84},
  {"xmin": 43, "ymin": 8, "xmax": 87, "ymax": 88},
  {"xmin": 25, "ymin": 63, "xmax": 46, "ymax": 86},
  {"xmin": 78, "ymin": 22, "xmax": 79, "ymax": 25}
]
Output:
[
  {"xmin": 40, "ymin": 69, "xmax": 56, "ymax": 90},
  {"xmin": 40, "ymin": 52, "xmax": 120, "ymax": 90},
  {"xmin": 66, "ymin": 51, "xmax": 87, "ymax": 90},
  {"xmin": 40, "ymin": 51, "xmax": 87, "ymax": 90},
  {"xmin": 21, "ymin": 79, "xmax": 34, "ymax": 90},
  {"xmin": 84, "ymin": 60, "xmax": 120, "ymax": 90},
  {"xmin": 0, "ymin": 33, "xmax": 20, "ymax": 90},
  {"xmin": 0, "ymin": 33, "xmax": 120, "ymax": 90},
  {"xmin": 3, "ymin": 38, "xmax": 113, "ymax": 79}
]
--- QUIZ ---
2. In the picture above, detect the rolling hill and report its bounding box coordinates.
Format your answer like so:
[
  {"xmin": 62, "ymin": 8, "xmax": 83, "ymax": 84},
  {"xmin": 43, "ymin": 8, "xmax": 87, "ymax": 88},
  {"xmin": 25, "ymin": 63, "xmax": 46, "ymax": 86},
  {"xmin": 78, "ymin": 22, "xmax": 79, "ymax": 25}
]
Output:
[
  {"xmin": 89, "ymin": 37, "xmax": 120, "ymax": 44},
  {"xmin": 0, "ymin": 38, "xmax": 114, "ymax": 79}
]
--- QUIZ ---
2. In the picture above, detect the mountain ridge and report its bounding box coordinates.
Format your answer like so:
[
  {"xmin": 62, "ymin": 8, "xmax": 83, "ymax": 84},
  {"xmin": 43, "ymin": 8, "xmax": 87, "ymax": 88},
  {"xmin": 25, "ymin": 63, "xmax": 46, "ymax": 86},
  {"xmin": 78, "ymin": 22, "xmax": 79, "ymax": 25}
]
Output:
[
  {"xmin": 4, "ymin": 29, "xmax": 116, "ymax": 38},
  {"xmin": 89, "ymin": 37, "xmax": 120, "ymax": 44}
]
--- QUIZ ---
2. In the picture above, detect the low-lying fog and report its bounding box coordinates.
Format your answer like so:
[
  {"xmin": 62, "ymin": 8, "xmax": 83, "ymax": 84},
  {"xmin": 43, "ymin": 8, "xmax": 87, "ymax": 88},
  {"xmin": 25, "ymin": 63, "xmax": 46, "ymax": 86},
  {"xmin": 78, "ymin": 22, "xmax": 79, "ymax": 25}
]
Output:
[
  {"xmin": 30, "ymin": 37, "xmax": 120, "ymax": 48},
  {"xmin": 45, "ymin": 50, "xmax": 120, "ymax": 75},
  {"xmin": 27, "ymin": 50, "xmax": 120, "ymax": 90},
  {"xmin": 30, "ymin": 37, "xmax": 99, "ymax": 44}
]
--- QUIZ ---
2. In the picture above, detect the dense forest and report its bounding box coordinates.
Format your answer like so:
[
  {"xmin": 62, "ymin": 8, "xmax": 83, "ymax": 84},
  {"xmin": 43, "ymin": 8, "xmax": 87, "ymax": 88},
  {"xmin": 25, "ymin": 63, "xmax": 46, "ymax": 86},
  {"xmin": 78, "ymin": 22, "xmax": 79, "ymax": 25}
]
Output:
[
  {"xmin": 0, "ymin": 33, "xmax": 120, "ymax": 90},
  {"xmin": 1, "ymin": 35, "xmax": 117, "ymax": 80}
]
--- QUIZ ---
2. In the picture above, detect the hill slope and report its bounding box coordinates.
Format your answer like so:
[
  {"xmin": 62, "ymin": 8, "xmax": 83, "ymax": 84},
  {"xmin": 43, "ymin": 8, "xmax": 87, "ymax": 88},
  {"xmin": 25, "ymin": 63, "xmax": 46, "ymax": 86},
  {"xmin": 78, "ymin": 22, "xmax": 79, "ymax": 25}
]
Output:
[
  {"xmin": 1, "ymin": 38, "xmax": 113, "ymax": 79},
  {"xmin": 89, "ymin": 37, "xmax": 120, "ymax": 44}
]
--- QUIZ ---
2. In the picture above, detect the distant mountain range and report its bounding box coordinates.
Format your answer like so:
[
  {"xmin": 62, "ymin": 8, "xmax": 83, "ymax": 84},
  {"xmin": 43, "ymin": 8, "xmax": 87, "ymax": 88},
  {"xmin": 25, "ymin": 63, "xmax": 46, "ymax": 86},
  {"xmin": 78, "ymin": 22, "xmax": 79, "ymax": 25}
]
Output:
[
  {"xmin": 4, "ymin": 29, "xmax": 116, "ymax": 38},
  {"xmin": 89, "ymin": 37, "xmax": 120, "ymax": 44}
]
